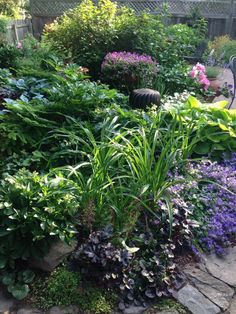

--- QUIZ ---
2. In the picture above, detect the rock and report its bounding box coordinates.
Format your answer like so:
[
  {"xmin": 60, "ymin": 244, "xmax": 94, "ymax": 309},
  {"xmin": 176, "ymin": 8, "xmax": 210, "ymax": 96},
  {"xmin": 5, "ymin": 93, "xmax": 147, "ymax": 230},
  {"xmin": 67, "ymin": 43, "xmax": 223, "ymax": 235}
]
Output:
[
  {"xmin": 29, "ymin": 240, "xmax": 77, "ymax": 272},
  {"xmin": 203, "ymin": 247, "xmax": 236, "ymax": 287},
  {"xmin": 0, "ymin": 287, "xmax": 17, "ymax": 313},
  {"xmin": 228, "ymin": 295, "xmax": 236, "ymax": 314},
  {"xmin": 183, "ymin": 266, "xmax": 234, "ymax": 310},
  {"xmin": 16, "ymin": 308, "xmax": 43, "ymax": 314},
  {"xmin": 175, "ymin": 284, "xmax": 221, "ymax": 314},
  {"xmin": 123, "ymin": 305, "xmax": 147, "ymax": 314},
  {"xmin": 47, "ymin": 306, "xmax": 79, "ymax": 314},
  {"xmin": 144, "ymin": 309, "xmax": 179, "ymax": 314}
]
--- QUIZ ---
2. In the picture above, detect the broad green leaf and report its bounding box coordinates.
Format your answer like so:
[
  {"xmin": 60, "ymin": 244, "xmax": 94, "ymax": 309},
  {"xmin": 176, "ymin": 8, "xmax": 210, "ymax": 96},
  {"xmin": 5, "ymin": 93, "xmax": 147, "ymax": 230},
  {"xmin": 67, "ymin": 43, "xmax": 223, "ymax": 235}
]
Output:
[
  {"xmin": 0, "ymin": 257, "xmax": 7, "ymax": 269},
  {"xmin": 207, "ymin": 100, "xmax": 228, "ymax": 110},
  {"xmin": 2, "ymin": 273, "xmax": 15, "ymax": 285},
  {"xmin": 22, "ymin": 270, "xmax": 35, "ymax": 283},
  {"xmin": 187, "ymin": 96, "xmax": 201, "ymax": 109},
  {"xmin": 9, "ymin": 284, "xmax": 29, "ymax": 300},
  {"xmin": 193, "ymin": 142, "xmax": 212, "ymax": 155}
]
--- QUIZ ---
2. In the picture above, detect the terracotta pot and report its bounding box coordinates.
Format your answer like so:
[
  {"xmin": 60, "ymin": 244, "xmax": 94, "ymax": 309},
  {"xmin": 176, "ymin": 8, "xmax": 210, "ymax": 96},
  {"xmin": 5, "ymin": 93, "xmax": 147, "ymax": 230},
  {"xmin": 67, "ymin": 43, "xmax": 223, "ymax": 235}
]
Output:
[
  {"xmin": 209, "ymin": 78, "xmax": 221, "ymax": 96},
  {"xmin": 204, "ymin": 95, "xmax": 215, "ymax": 103}
]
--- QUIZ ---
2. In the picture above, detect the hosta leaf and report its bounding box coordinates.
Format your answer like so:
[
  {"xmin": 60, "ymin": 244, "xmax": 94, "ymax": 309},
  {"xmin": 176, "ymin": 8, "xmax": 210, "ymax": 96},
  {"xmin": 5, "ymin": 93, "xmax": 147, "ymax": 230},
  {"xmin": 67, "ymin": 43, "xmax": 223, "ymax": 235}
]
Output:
[
  {"xmin": 193, "ymin": 142, "xmax": 212, "ymax": 155},
  {"xmin": 23, "ymin": 270, "xmax": 35, "ymax": 283},
  {"xmin": 2, "ymin": 273, "xmax": 15, "ymax": 285},
  {"xmin": 9, "ymin": 283, "xmax": 29, "ymax": 300},
  {"xmin": 0, "ymin": 257, "xmax": 8, "ymax": 269}
]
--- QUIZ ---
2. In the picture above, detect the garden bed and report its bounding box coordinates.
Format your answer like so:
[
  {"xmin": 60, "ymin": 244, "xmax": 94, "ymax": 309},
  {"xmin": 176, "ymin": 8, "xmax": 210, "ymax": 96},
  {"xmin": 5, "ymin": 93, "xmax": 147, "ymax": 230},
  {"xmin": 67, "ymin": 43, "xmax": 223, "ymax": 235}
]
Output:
[{"xmin": 0, "ymin": 1, "xmax": 236, "ymax": 313}]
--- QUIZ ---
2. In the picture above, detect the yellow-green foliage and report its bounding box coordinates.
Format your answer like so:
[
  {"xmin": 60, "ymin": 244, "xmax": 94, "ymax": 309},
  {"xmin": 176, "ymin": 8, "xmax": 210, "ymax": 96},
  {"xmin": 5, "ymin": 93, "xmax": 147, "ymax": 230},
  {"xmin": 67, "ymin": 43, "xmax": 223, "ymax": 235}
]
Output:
[{"xmin": 209, "ymin": 35, "xmax": 236, "ymax": 62}]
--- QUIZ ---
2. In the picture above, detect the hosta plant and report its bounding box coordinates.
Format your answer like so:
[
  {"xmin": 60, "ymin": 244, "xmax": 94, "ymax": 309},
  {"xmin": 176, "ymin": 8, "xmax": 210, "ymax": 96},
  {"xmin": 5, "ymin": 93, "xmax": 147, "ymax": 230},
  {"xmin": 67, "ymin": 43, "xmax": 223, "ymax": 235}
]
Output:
[{"xmin": 0, "ymin": 168, "xmax": 79, "ymax": 299}]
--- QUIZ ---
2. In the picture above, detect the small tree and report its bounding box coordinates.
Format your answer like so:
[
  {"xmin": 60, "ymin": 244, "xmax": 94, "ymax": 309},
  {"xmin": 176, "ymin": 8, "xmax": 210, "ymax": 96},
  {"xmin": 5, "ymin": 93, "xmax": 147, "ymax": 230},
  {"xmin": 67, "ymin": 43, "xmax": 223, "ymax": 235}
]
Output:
[{"xmin": 0, "ymin": 0, "xmax": 21, "ymax": 17}]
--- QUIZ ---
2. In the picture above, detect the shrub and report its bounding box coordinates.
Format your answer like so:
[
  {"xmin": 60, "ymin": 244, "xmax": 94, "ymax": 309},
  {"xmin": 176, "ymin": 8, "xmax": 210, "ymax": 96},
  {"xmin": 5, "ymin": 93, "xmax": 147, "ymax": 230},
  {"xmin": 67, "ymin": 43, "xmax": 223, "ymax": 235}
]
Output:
[
  {"xmin": 0, "ymin": 15, "xmax": 9, "ymax": 43},
  {"xmin": 0, "ymin": 43, "xmax": 20, "ymax": 70},
  {"xmin": 101, "ymin": 51, "xmax": 158, "ymax": 93},
  {"xmin": 154, "ymin": 62, "xmax": 194, "ymax": 95},
  {"xmin": 15, "ymin": 34, "xmax": 63, "ymax": 74},
  {"xmin": 45, "ymin": 0, "xmax": 198, "ymax": 77},
  {"xmin": 44, "ymin": 0, "xmax": 135, "ymax": 77},
  {"xmin": 208, "ymin": 35, "xmax": 236, "ymax": 63},
  {"xmin": 221, "ymin": 40, "xmax": 236, "ymax": 62},
  {"xmin": 167, "ymin": 24, "xmax": 199, "ymax": 57},
  {"xmin": 0, "ymin": 0, "xmax": 21, "ymax": 17}
]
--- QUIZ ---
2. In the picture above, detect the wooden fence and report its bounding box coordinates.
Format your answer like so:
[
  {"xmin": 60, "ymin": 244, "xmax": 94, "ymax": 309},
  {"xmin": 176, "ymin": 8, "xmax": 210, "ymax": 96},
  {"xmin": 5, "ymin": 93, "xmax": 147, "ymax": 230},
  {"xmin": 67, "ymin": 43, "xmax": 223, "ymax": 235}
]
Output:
[
  {"xmin": 7, "ymin": 19, "xmax": 33, "ymax": 43},
  {"xmin": 30, "ymin": 0, "xmax": 236, "ymax": 39}
]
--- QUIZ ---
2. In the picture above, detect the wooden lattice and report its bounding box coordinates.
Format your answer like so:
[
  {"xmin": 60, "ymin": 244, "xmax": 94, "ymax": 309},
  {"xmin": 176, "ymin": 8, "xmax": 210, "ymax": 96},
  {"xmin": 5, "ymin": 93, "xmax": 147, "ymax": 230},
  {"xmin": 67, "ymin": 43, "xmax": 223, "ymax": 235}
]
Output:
[{"xmin": 30, "ymin": 0, "xmax": 236, "ymax": 17}]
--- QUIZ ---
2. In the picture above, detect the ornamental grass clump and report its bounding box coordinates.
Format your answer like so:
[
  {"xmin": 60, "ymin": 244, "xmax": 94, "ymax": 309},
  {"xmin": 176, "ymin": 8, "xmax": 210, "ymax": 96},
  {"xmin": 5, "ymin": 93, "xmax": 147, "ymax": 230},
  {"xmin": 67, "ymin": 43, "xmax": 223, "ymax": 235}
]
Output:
[{"xmin": 101, "ymin": 51, "xmax": 158, "ymax": 93}]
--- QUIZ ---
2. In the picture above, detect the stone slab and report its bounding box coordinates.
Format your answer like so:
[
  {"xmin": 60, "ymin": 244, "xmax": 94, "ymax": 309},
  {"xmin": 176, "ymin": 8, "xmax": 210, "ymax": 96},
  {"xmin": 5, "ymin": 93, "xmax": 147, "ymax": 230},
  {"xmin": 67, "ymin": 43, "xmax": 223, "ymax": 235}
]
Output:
[
  {"xmin": 0, "ymin": 288, "xmax": 17, "ymax": 313},
  {"xmin": 184, "ymin": 266, "xmax": 234, "ymax": 310},
  {"xmin": 203, "ymin": 247, "xmax": 236, "ymax": 287},
  {"xmin": 47, "ymin": 306, "xmax": 79, "ymax": 314},
  {"xmin": 16, "ymin": 308, "xmax": 43, "ymax": 314},
  {"xmin": 29, "ymin": 240, "xmax": 77, "ymax": 272},
  {"xmin": 228, "ymin": 295, "xmax": 236, "ymax": 314},
  {"xmin": 123, "ymin": 305, "xmax": 147, "ymax": 314},
  {"xmin": 175, "ymin": 284, "xmax": 221, "ymax": 314}
]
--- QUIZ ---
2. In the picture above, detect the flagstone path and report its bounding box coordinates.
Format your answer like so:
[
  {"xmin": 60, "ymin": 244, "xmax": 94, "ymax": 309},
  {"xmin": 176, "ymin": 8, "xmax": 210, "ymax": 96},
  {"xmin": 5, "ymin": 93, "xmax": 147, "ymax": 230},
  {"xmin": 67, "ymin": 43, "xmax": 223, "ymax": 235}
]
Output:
[
  {"xmin": 214, "ymin": 68, "xmax": 236, "ymax": 109},
  {"xmin": 1, "ymin": 247, "xmax": 235, "ymax": 314}
]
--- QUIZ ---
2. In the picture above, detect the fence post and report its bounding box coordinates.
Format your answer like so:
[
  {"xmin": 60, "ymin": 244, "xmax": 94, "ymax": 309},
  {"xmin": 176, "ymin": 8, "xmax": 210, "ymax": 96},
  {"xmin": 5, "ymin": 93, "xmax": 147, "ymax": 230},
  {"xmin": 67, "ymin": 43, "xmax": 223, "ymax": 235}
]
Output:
[
  {"xmin": 226, "ymin": 0, "xmax": 234, "ymax": 36},
  {"xmin": 13, "ymin": 22, "xmax": 19, "ymax": 43}
]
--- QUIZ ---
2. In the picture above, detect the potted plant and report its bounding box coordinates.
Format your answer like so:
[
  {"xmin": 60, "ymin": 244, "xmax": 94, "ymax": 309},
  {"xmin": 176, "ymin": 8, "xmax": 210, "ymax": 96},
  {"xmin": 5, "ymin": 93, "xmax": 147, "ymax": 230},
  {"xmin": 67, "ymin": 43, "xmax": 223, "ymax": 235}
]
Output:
[{"xmin": 205, "ymin": 66, "xmax": 221, "ymax": 94}]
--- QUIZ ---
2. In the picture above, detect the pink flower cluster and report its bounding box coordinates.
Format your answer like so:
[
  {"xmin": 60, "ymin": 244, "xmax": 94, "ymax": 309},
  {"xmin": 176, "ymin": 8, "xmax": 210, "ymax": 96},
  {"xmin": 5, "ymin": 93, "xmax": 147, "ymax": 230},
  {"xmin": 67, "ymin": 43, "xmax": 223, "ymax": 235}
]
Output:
[
  {"xmin": 189, "ymin": 63, "xmax": 210, "ymax": 90},
  {"xmin": 16, "ymin": 42, "xmax": 23, "ymax": 49}
]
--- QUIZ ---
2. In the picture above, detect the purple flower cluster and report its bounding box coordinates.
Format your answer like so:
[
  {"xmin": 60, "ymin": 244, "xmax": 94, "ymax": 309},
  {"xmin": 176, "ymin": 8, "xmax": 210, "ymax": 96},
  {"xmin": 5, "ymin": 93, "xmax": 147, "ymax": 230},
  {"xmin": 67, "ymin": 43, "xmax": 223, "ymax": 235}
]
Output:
[
  {"xmin": 167, "ymin": 155, "xmax": 236, "ymax": 256},
  {"xmin": 101, "ymin": 51, "xmax": 158, "ymax": 92},
  {"xmin": 196, "ymin": 155, "xmax": 236, "ymax": 254},
  {"xmin": 101, "ymin": 51, "xmax": 157, "ymax": 69}
]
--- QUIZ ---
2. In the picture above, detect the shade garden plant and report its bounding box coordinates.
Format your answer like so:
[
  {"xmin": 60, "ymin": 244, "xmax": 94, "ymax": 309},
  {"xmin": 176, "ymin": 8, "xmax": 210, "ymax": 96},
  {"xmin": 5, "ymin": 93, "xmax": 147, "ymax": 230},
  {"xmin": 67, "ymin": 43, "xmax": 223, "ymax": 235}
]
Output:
[
  {"xmin": 0, "ymin": 61, "xmax": 235, "ymax": 309},
  {"xmin": 0, "ymin": 0, "xmax": 236, "ymax": 311}
]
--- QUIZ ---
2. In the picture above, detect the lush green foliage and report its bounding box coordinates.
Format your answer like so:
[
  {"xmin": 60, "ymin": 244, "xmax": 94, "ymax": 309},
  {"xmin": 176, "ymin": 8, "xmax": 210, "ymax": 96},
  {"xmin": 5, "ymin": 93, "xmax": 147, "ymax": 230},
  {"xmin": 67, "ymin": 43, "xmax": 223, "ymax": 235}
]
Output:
[
  {"xmin": 0, "ymin": 43, "xmax": 20, "ymax": 70},
  {"xmin": 39, "ymin": 267, "xmax": 81, "ymax": 308},
  {"xmin": 0, "ymin": 0, "xmax": 21, "ymax": 17},
  {"xmin": 31, "ymin": 266, "xmax": 115, "ymax": 313},
  {"xmin": 1, "ymin": 269, "xmax": 35, "ymax": 300},
  {"xmin": 207, "ymin": 35, "xmax": 236, "ymax": 63},
  {"xmin": 205, "ymin": 66, "xmax": 220, "ymax": 79},
  {"xmin": 44, "ymin": 0, "xmax": 203, "ymax": 79},
  {"xmin": 16, "ymin": 35, "xmax": 64, "ymax": 76},
  {"xmin": 0, "ymin": 60, "xmax": 235, "ymax": 303},
  {"xmin": 0, "ymin": 169, "xmax": 79, "ymax": 267},
  {"xmin": 45, "ymin": 0, "xmax": 135, "ymax": 77},
  {"xmin": 165, "ymin": 95, "xmax": 236, "ymax": 157},
  {"xmin": 0, "ymin": 15, "xmax": 9, "ymax": 43}
]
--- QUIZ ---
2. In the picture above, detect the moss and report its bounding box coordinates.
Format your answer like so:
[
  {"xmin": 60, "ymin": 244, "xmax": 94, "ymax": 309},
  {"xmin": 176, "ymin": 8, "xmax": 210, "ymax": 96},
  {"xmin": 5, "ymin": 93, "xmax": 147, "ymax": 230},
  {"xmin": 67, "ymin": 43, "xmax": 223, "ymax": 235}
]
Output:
[
  {"xmin": 30, "ymin": 266, "xmax": 117, "ymax": 313},
  {"xmin": 78, "ymin": 287, "xmax": 116, "ymax": 314},
  {"xmin": 145, "ymin": 298, "xmax": 187, "ymax": 314},
  {"xmin": 30, "ymin": 267, "xmax": 81, "ymax": 310}
]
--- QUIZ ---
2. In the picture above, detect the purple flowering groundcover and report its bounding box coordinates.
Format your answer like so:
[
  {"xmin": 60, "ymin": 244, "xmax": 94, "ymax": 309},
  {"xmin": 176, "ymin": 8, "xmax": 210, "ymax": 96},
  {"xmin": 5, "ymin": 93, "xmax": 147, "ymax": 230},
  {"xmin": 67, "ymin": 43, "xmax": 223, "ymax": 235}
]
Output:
[{"xmin": 170, "ymin": 154, "xmax": 236, "ymax": 256}]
